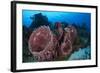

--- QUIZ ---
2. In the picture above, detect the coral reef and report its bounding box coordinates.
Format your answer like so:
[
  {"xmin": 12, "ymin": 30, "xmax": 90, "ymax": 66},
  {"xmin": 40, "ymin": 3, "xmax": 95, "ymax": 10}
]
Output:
[
  {"xmin": 28, "ymin": 22, "xmax": 77, "ymax": 61},
  {"xmin": 29, "ymin": 13, "xmax": 50, "ymax": 32},
  {"xmin": 23, "ymin": 13, "xmax": 91, "ymax": 62},
  {"xmin": 68, "ymin": 46, "xmax": 91, "ymax": 60}
]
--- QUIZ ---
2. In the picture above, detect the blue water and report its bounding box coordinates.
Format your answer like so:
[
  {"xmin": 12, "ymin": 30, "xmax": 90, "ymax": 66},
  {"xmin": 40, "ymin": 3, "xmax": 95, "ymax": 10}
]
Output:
[{"xmin": 22, "ymin": 10, "xmax": 91, "ymax": 30}]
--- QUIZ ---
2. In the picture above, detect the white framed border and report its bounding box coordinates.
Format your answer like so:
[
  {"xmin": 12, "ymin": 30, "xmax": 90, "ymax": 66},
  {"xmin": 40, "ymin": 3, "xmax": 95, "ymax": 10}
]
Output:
[{"xmin": 11, "ymin": 1, "xmax": 97, "ymax": 71}]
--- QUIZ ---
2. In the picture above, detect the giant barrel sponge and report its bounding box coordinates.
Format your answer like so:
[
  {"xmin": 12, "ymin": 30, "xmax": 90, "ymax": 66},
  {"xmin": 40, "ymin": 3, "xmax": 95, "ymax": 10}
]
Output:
[
  {"xmin": 28, "ymin": 26, "xmax": 58, "ymax": 61},
  {"xmin": 28, "ymin": 23, "xmax": 77, "ymax": 61}
]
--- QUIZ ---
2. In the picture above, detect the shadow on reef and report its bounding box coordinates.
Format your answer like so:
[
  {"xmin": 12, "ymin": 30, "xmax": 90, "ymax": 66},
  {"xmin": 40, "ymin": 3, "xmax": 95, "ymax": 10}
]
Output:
[{"xmin": 22, "ymin": 13, "xmax": 91, "ymax": 62}]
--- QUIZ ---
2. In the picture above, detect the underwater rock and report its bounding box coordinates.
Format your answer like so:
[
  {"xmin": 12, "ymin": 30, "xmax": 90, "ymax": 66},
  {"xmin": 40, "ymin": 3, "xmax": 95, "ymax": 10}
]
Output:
[{"xmin": 28, "ymin": 26, "xmax": 58, "ymax": 61}]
